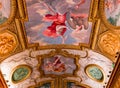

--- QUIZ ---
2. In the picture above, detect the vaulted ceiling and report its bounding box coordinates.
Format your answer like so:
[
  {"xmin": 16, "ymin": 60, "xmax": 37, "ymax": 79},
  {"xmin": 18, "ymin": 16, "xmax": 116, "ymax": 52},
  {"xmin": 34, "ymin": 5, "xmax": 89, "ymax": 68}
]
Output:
[{"xmin": 0, "ymin": 0, "xmax": 120, "ymax": 88}]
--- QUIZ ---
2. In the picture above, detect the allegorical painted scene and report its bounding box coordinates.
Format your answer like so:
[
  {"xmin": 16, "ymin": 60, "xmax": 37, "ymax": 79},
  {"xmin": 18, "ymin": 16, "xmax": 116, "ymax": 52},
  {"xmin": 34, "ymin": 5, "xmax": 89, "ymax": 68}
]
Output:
[
  {"xmin": 105, "ymin": 0, "xmax": 120, "ymax": 26},
  {"xmin": 41, "ymin": 55, "xmax": 76, "ymax": 75},
  {"xmin": 25, "ymin": 0, "xmax": 92, "ymax": 45},
  {"xmin": 0, "ymin": 0, "xmax": 10, "ymax": 24}
]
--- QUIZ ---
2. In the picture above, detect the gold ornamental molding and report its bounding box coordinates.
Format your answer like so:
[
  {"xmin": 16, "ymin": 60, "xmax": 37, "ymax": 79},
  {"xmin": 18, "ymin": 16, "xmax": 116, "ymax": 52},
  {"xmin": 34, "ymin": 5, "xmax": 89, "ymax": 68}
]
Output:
[
  {"xmin": 98, "ymin": 30, "xmax": 120, "ymax": 62},
  {"xmin": 89, "ymin": 0, "xmax": 99, "ymax": 21},
  {"xmin": 17, "ymin": 0, "xmax": 28, "ymax": 20}
]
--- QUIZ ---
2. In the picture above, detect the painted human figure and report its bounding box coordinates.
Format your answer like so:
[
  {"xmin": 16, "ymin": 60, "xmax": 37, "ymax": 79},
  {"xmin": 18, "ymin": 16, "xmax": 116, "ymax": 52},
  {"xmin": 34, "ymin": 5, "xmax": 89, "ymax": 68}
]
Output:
[
  {"xmin": 42, "ymin": 2, "xmax": 67, "ymax": 44},
  {"xmin": 53, "ymin": 56, "xmax": 66, "ymax": 72},
  {"xmin": 76, "ymin": 0, "xmax": 85, "ymax": 9},
  {"xmin": 44, "ymin": 56, "xmax": 66, "ymax": 72},
  {"xmin": 67, "ymin": 0, "xmax": 88, "ymax": 31},
  {"xmin": 105, "ymin": 0, "xmax": 115, "ymax": 13},
  {"xmin": 42, "ymin": 0, "xmax": 89, "ymax": 43},
  {"xmin": 43, "ymin": 13, "xmax": 67, "ymax": 38}
]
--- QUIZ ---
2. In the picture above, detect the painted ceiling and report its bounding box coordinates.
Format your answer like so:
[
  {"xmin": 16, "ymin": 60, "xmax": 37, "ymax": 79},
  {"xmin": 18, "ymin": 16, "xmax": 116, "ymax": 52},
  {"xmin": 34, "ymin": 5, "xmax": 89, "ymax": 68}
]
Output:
[{"xmin": 0, "ymin": 0, "xmax": 120, "ymax": 88}]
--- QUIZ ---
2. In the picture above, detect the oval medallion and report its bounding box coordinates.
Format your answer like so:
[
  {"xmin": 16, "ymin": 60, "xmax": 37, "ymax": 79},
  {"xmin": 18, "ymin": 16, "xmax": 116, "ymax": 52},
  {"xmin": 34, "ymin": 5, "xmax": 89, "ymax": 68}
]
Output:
[
  {"xmin": 12, "ymin": 65, "xmax": 32, "ymax": 83},
  {"xmin": 85, "ymin": 64, "xmax": 104, "ymax": 82}
]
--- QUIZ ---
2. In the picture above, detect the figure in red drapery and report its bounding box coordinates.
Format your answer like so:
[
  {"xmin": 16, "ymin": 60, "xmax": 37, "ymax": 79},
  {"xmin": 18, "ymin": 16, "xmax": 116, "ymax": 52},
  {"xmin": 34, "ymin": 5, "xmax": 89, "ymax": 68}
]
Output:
[{"xmin": 43, "ymin": 13, "xmax": 67, "ymax": 38}]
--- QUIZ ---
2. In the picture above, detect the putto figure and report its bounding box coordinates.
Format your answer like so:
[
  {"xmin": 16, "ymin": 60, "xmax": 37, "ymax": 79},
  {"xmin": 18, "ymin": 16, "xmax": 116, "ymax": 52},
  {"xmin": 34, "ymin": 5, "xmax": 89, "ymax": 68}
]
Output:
[{"xmin": 44, "ymin": 56, "xmax": 66, "ymax": 72}]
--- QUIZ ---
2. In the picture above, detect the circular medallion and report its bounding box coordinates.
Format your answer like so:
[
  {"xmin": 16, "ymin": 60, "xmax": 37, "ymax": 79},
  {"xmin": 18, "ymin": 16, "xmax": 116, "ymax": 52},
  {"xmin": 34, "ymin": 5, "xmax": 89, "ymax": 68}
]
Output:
[{"xmin": 12, "ymin": 65, "xmax": 32, "ymax": 83}]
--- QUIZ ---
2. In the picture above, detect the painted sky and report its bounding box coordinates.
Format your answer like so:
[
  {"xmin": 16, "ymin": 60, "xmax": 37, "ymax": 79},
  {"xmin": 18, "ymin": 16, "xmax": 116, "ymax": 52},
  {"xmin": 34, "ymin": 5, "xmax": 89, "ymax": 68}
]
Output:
[{"xmin": 25, "ymin": 0, "xmax": 92, "ymax": 45}]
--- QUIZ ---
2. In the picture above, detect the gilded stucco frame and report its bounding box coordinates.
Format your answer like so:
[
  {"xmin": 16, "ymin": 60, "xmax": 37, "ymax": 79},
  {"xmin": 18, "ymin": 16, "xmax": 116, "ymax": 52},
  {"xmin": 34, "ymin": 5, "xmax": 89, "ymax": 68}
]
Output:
[
  {"xmin": 0, "ymin": 0, "xmax": 120, "ymax": 88},
  {"xmin": 37, "ymin": 49, "xmax": 80, "ymax": 78}
]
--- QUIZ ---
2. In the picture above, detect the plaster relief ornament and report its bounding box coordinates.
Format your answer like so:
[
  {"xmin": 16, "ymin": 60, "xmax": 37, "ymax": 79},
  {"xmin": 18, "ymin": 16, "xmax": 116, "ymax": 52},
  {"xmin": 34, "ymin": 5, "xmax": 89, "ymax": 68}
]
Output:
[
  {"xmin": 98, "ymin": 31, "xmax": 120, "ymax": 57},
  {"xmin": 0, "ymin": 32, "xmax": 17, "ymax": 56}
]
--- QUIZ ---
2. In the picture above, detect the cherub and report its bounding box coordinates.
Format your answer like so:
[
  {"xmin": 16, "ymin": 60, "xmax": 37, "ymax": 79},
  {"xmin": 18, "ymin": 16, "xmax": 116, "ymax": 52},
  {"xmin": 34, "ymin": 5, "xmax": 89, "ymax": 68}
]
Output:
[
  {"xmin": 67, "ymin": 0, "xmax": 88, "ymax": 31},
  {"xmin": 44, "ymin": 56, "xmax": 66, "ymax": 72},
  {"xmin": 76, "ymin": 0, "xmax": 85, "ymax": 9},
  {"xmin": 105, "ymin": 0, "xmax": 115, "ymax": 13}
]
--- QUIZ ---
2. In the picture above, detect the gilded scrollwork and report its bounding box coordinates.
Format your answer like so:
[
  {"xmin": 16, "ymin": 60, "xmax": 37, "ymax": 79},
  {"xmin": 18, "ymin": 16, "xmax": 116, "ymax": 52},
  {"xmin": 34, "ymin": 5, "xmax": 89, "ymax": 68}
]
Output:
[
  {"xmin": 0, "ymin": 31, "xmax": 18, "ymax": 56},
  {"xmin": 98, "ymin": 31, "xmax": 120, "ymax": 62},
  {"xmin": 0, "ymin": 0, "xmax": 119, "ymax": 88}
]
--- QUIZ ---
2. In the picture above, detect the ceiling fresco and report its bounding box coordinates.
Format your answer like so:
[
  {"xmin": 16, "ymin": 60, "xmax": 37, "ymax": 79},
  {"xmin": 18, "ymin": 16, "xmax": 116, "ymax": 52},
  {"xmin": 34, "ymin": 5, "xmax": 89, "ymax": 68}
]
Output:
[
  {"xmin": 105, "ymin": 0, "xmax": 120, "ymax": 26},
  {"xmin": 0, "ymin": 0, "xmax": 10, "ymax": 24},
  {"xmin": 25, "ymin": 0, "xmax": 92, "ymax": 46},
  {"xmin": 0, "ymin": 49, "xmax": 113, "ymax": 88},
  {"xmin": 0, "ymin": 0, "xmax": 120, "ymax": 88}
]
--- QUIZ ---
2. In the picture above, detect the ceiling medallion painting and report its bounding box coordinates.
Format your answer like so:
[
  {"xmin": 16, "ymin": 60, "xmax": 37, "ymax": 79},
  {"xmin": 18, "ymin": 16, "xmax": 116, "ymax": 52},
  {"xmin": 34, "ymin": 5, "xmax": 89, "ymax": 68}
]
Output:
[
  {"xmin": 37, "ymin": 50, "xmax": 80, "ymax": 78},
  {"xmin": 0, "ymin": 31, "xmax": 18, "ymax": 56},
  {"xmin": 85, "ymin": 64, "xmax": 104, "ymax": 82},
  {"xmin": 0, "ymin": 0, "xmax": 17, "ymax": 28},
  {"xmin": 25, "ymin": 0, "xmax": 96, "ymax": 48},
  {"xmin": 11, "ymin": 65, "xmax": 32, "ymax": 83}
]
